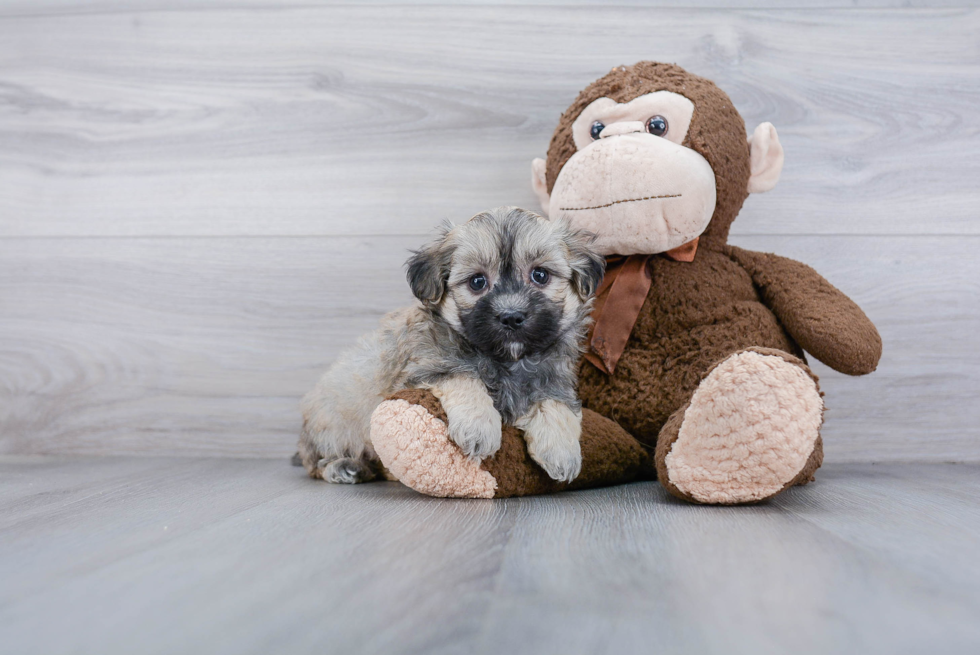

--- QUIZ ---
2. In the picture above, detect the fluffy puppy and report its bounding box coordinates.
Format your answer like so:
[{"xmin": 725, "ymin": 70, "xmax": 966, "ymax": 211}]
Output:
[{"xmin": 298, "ymin": 206, "xmax": 604, "ymax": 484}]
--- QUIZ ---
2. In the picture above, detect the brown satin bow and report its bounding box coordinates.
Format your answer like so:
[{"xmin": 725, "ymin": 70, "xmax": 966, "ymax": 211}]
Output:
[{"xmin": 584, "ymin": 237, "xmax": 699, "ymax": 375}]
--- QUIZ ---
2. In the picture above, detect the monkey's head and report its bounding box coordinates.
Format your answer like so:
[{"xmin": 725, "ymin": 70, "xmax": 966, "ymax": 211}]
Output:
[{"xmin": 531, "ymin": 62, "xmax": 784, "ymax": 256}]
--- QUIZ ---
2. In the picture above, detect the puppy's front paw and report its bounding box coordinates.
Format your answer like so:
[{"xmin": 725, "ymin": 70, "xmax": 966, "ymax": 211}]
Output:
[
  {"xmin": 521, "ymin": 401, "xmax": 583, "ymax": 482},
  {"xmin": 447, "ymin": 406, "xmax": 503, "ymax": 460},
  {"xmin": 529, "ymin": 436, "xmax": 582, "ymax": 482}
]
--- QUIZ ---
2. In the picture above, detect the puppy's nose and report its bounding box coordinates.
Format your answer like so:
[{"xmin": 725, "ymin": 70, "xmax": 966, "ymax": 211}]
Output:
[{"xmin": 498, "ymin": 310, "xmax": 526, "ymax": 330}]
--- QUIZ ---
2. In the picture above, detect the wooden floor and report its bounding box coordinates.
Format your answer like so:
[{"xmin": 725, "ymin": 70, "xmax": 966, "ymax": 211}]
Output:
[
  {"xmin": 1, "ymin": 457, "xmax": 978, "ymax": 655},
  {"xmin": 2, "ymin": 5, "xmax": 979, "ymax": 652}
]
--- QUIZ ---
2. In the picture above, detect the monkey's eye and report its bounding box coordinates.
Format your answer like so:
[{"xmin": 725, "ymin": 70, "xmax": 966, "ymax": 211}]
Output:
[
  {"xmin": 589, "ymin": 121, "xmax": 605, "ymax": 140},
  {"xmin": 530, "ymin": 268, "xmax": 550, "ymax": 286},
  {"xmin": 468, "ymin": 274, "xmax": 488, "ymax": 292},
  {"xmin": 646, "ymin": 115, "xmax": 668, "ymax": 137}
]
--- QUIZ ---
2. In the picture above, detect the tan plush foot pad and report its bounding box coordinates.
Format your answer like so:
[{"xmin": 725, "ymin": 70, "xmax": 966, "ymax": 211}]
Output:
[
  {"xmin": 371, "ymin": 397, "xmax": 497, "ymax": 498},
  {"xmin": 663, "ymin": 350, "xmax": 824, "ymax": 504},
  {"xmin": 371, "ymin": 389, "xmax": 649, "ymax": 499}
]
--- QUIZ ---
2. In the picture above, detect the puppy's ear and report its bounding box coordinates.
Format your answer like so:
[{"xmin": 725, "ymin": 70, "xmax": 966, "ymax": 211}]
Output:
[
  {"xmin": 406, "ymin": 226, "xmax": 455, "ymax": 305},
  {"xmin": 561, "ymin": 224, "xmax": 605, "ymax": 300}
]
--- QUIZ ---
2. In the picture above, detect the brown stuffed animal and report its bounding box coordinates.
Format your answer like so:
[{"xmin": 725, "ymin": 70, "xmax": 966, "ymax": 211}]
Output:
[{"xmin": 370, "ymin": 62, "xmax": 882, "ymax": 504}]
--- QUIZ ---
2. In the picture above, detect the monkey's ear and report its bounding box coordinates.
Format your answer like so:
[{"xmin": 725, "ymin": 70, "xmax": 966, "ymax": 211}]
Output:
[
  {"xmin": 747, "ymin": 122, "xmax": 784, "ymax": 194},
  {"xmin": 406, "ymin": 230, "xmax": 454, "ymax": 305},
  {"xmin": 562, "ymin": 226, "xmax": 606, "ymax": 300},
  {"xmin": 531, "ymin": 158, "xmax": 551, "ymax": 217}
]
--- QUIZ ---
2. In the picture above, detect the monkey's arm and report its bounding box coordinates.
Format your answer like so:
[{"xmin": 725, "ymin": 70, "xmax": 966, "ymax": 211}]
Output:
[{"xmin": 726, "ymin": 245, "xmax": 882, "ymax": 376}]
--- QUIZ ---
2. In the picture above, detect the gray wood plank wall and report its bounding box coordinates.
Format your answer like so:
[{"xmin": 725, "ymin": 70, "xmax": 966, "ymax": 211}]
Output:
[{"xmin": 1, "ymin": 3, "xmax": 978, "ymax": 461}]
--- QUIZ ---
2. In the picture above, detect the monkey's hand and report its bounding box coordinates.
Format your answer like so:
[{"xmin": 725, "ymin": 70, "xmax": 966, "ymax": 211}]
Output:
[
  {"xmin": 428, "ymin": 376, "xmax": 502, "ymax": 460},
  {"xmin": 516, "ymin": 400, "xmax": 583, "ymax": 483},
  {"xmin": 727, "ymin": 245, "xmax": 882, "ymax": 376}
]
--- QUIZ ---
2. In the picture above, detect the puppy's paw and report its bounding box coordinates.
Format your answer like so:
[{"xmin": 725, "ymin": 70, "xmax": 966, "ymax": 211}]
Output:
[
  {"xmin": 447, "ymin": 406, "xmax": 503, "ymax": 460},
  {"xmin": 521, "ymin": 401, "xmax": 583, "ymax": 482},
  {"xmin": 529, "ymin": 435, "xmax": 582, "ymax": 482},
  {"xmin": 320, "ymin": 457, "xmax": 378, "ymax": 484}
]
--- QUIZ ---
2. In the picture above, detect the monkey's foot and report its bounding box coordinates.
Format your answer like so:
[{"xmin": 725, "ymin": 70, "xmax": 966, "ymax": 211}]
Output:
[
  {"xmin": 655, "ymin": 348, "xmax": 824, "ymax": 505},
  {"xmin": 370, "ymin": 389, "xmax": 648, "ymax": 498},
  {"xmin": 370, "ymin": 390, "xmax": 497, "ymax": 498}
]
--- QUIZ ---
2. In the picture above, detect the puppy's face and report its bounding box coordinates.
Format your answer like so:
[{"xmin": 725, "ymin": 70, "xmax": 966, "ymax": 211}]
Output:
[{"xmin": 407, "ymin": 207, "xmax": 604, "ymax": 361}]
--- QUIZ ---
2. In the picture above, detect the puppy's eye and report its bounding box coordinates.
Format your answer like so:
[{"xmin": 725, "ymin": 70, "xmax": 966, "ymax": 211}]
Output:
[
  {"xmin": 530, "ymin": 268, "xmax": 550, "ymax": 286},
  {"xmin": 468, "ymin": 274, "xmax": 487, "ymax": 292},
  {"xmin": 590, "ymin": 121, "xmax": 605, "ymax": 140},
  {"xmin": 646, "ymin": 115, "xmax": 668, "ymax": 137}
]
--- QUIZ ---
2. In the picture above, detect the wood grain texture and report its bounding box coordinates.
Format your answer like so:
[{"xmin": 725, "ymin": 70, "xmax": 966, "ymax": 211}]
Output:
[
  {"xmin": 1, "ymin": 5, "xmax": 978, "ymax": 460},
  {"xmin": 1, "ymin": 458, "xmax": 979, "ymax": 655},
  {"xmin": 2, "ymin": 234, "xmax": 978, "ymax": 461},
  {"xmin": 0, "ymin": 7, "xmax": 977, "ymax": 237},
  {"xmin": 5, "ymin": 0, "xmax": 980, "ymax": 19}
]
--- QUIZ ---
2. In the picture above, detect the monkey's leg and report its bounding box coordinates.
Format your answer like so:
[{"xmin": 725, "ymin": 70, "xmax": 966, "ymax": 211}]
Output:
[
  {"xmin": 369, "ymin": 389, "xmax": 649, "ymax": 498},
  {"xmin": 654, "ymin": 347, "xmax": 824, "ymax": 505}
]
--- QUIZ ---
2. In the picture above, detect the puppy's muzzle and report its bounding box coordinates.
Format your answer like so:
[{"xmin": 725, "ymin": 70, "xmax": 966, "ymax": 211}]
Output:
[{"xmin": 498, "ymin": 310, "xmax": 527, "ymax": 331}]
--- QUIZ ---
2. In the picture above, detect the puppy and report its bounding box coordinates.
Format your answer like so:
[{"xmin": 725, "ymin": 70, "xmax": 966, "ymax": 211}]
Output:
[{"xmin": 297, "ymin": 206, "xmax": 604, "ymax": 485}]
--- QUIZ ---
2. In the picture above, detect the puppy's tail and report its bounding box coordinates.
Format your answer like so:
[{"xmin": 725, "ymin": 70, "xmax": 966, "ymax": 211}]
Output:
[{"xmin": 290, "ymin": 451, "xmax": 303, "ymax": 467}]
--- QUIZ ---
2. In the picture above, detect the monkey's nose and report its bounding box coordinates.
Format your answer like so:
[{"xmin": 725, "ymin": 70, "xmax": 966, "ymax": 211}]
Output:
[
  {"xmin": 498, "ymin": 310, "xmax": 527, "ymax": 330},
  {"xmin": 599, "ymin": 121, "xmax": 645, "ymax": 138}
]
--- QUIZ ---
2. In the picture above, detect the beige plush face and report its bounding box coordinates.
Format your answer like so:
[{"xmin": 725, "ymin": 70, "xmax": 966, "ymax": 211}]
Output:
[{"xmin": 543, "ymin": 91, "xmax": 717, "ymax": 256}]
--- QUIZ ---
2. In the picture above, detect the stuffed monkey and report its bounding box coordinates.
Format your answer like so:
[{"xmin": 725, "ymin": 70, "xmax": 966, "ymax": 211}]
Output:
[{"xmin": 370, "ymin": 62, "xmax": 881, "ymax": 504}]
